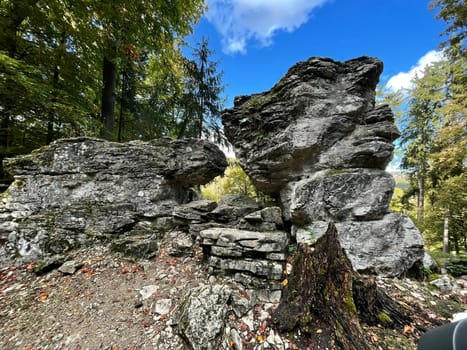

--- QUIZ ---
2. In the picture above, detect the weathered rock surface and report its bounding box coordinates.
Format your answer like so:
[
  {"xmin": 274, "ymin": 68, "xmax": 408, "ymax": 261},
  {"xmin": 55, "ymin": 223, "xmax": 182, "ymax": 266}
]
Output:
[
  {"xmin": 287, "ymin": 168, "xmax": 394, "ymax": 223},
  {"xmin": 222, "ymin": 56, "xmax": 424, "ymax": 276},
  {"xmin": 239, "ymin": 206, "xmax": 284, "ymax": 231},
  {"xmin": 0, "ymin": 137, "xmax": 227, "ymax": 264},
  {"xmin": 172, "ymin": 199, "xmax": 218, "ymax": 225},
  {"xmin": 223, "ymin": 57, "xmax": 399, "ymax": 194},
  {"xmin": 208, "ymin": 194, "xmax": 260, "ymax": 223},
  {"xmin": 200, "ymin": 228, "xmax": 288, "ymax": 285},
  {"xmin": 294, "ymin": 214, "xmax": 424, "ymax": 276},
  {"xmin": 176, "ymin": 283, "xmax": 232, "ymax": 350}
]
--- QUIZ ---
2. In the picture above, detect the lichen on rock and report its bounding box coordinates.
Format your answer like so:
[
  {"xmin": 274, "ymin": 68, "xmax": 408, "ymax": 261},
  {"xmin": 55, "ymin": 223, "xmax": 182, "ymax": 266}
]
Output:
[
  {"xmin": 0, "ymin": 137, "xmax": 227, "ymax": 265},
  {"xmin": 222, "ymin": 56, "xmax": 424, "ymax": 277}
]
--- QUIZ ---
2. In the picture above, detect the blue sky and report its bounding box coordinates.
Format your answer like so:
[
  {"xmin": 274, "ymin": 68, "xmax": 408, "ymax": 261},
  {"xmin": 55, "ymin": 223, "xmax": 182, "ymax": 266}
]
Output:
[{"xmin": 187, "ymin": 0, "xmax": 446, "ymax": 107}]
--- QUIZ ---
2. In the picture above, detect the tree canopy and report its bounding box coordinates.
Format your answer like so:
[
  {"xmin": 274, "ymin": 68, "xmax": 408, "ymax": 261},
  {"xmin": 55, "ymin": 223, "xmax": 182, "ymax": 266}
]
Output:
[{"xmin": 0, "ymin": 0, "xmax": 230, "ymax": 188}]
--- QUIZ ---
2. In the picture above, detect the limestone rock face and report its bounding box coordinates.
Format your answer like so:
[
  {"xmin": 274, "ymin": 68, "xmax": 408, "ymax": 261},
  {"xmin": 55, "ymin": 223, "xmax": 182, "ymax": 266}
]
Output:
[
  {"xmin": 223, "ymin": 57, "xmax": 399, "ymax": 194},
  {"xmin": 222, "ymin": 56, "xmax": 424, "ymax": 276},
  {"xmin": 295, "ymin": 214, "xmax": 424, "ymax": 276},
  {"xmin": 200, "ymin": 228, "xmax": 288, "ymax": 282},
  {"xmin": 176, "ymin": 283, "xmax": 232, "ymax": 350},
  {"xmin": 0, "ymin": 137, "xmax": 227, "ymax": 264},
  {"xmin": 173, "ymin": 197, "xmax": 288, "ymax": 289},
  {"xmin": 287, "ymin": 169, "xmax": 395, "ymax": 223}
]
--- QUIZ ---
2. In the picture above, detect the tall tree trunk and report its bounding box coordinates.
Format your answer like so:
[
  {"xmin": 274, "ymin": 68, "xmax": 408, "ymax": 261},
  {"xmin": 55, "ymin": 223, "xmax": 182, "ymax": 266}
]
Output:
[
  {"xmin": 117, "ymin": 69, "xmax": 126, "ymax": 142},
  {"xmin": 417, "ymin": 176, "xmax": 425, "ymax": 222},
  {"xmin": 0, "ymin": 114, "xmax": 11, "ymax": 187},
  {"xmin": 442, "ymin": 206, "xmax": 449, "ymax": 253},
  {"xmin": 46, "ymin": 64, "xmax": 61, "ymax": 144},
  {"xmin": 0, "ymin": 115, "xmax": 9, "ymax": 151},
  {"xmin": 101, "ymin": 44, "xmax": 117, "ymax": 140}
]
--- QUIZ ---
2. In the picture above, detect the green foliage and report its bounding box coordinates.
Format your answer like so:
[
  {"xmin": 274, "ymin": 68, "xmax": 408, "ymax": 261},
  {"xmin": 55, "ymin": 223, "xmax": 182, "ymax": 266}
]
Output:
[
  {"xmin": 201, "ymin": 158, "xmax": 272, "ymax": 204},
  {"xmin": 389, "ymin": 187, "xmax": 405, "ymax": 213},
  {"xmin": 376, "ymin": 84, "xmax": 405, "ymax": 119},
  {"xmin": 445, "ymin": 255, "xmax": 467, "ymax": 276},
  {"xmin": 391, "ymin": 0, "xmax": 466, "ymax": 254},
  {"xmin": 175, "ymin": 37, "xmax": 226, "ymax": 142},
  {"xmin": 430, "ymin": 0, "xmax": 466, "ymax": 56},
  {"xmin": 393, "ymin": 50, "xmax": 466, "ymax": 253},
  {"xmin": 377, "ymin": 312, "xmax": 393, "ymax": 326},
  {"xmin": 0, "ymin": 0, "xmax": 208, "ymax": 186}
]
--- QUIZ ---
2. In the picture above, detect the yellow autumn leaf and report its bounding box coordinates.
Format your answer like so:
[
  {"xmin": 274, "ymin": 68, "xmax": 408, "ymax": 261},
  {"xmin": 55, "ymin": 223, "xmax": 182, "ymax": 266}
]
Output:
[{"xmin": 282, "ymin": 279, "xmax": 288, "ymax": 286}]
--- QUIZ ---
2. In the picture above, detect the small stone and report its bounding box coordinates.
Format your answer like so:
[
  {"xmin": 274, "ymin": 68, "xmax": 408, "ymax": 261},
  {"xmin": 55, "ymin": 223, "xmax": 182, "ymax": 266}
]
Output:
[
  {"xmin": 257, "ymin": 310, "xmax": 270, "ymax": 322},
  {"xmin": 155, "ymin": 299, "xmax": 172, "ymax": 315},
  {"xmin": 139, "ymin": 285, "xmax": 159, "ymax": 300},
  {"xmin": 231, "ymin": 290, "xmax": 251, "ymax": 317},
  {"xmin": 34, "ymin": 255, "xmax": 67, "ymax": 275},
  {"xmin": 242, "ymin": 311, "xmax": 255, "ymax": 331},
  {"xmin": 266, "ymin": 330, "xmax": 276, "ymax": 345},
  {"xmin": 230, "ymin": 328, "xmax": 243, "ymax": 350},
  {"xmin": 430, "ymin": 276, "xmax": 454, "ymax": 292},
  {"xmin": 58, "ymin": 260, "xmax": 83, "ymax": 275}
]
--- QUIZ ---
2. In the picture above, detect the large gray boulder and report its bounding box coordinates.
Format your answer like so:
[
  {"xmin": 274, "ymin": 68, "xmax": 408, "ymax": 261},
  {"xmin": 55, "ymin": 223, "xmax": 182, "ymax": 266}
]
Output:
[
  {"xmin": 0, "ymin": 137, "xmax": 227, "ymax": 264},
  {"xmin": 222, "ymin": 56, "xmax": 424, "ymax": 276},
  {"xmin": 286, "ymin": 168, "xmax": 394, "ymax": 223},
  {"xmin": 295, "ymin": 214, "xmax": 424, "ymax": 276},
  {"xmin": 223, "ymin": 57, "xmax": 399, "ymax": 195},
  {"xmin": 176, "ymin": 283, "xmax": 232, "ymax": 350}
]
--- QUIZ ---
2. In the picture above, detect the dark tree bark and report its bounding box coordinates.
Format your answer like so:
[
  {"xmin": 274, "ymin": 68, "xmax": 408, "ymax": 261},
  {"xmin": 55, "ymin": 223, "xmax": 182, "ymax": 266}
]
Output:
[
  {"xmin": 100, "ymin": 45, "xmax": 117, "ymax": 140},
  {"xmin": 46, "ymin": 63, "xmax": 61, "ymax": 145},
  {"xmin": 273, "ymin": 222, "xmax": 410, "ymax": 349}
]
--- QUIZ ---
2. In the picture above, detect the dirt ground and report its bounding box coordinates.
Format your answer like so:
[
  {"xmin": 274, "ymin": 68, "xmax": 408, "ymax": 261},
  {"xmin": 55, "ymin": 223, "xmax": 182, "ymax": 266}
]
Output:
[{"xmin": 1, "ymin": 242, "xmax": 465, "ymax": 350}]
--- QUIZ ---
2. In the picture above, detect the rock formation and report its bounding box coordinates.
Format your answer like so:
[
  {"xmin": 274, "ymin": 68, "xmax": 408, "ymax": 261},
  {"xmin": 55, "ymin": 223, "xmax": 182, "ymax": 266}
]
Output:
[
  {"xmin": 0, "ymin": 137, "xmax": 227, "ymax": 264},
  {"xmin": 0, "ymin": 56, "xmax": 427, "ymax": 280},
  {"xmin": 173, "ymin": 196, "xmax": 289, "ymax": 291},
  {"xmin": 223, "ymin": 56, "xmax": 424, "ymax": 276}
]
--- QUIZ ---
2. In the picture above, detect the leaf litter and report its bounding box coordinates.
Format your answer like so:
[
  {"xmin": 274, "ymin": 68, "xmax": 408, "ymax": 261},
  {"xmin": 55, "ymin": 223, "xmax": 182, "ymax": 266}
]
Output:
[{"xmin": 0, "ymin": 241, "xmax": 465, "ymax": 350}]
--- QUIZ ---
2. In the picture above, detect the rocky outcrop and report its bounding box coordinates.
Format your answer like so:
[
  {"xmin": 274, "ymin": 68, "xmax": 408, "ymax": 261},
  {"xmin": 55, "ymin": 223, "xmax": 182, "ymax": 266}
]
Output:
[
  {"xmin": 176, "ymin": 283, "xmax": 232, "ymax": 350},
  {"xmin": 200, "ymin": 227, "xmax": 288, "ymax": 288},
  {"xmin": 223, "ymin": 57, "xmax": 399, "ymax": 194},
  {"xmin": 294, "ymin": 214, "xmax": 423, "ymax": 276},
  {"xmin": 222, "ymin": 56, "xmax": 424, "ymax": 276},
  {"xmin": 173, "ymin": 197, "xmax": 288, "ymax": 289},
  {"xmin": 0, "ymin": 137, "xmax": 227, "ymax": 264}
]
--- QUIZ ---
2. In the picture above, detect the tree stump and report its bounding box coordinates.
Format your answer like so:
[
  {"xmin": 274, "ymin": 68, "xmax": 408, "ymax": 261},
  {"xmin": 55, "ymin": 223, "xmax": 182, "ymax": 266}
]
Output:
[{"xmin": 272, "ymin": 222, "xmax": 410, "ymax": 349}]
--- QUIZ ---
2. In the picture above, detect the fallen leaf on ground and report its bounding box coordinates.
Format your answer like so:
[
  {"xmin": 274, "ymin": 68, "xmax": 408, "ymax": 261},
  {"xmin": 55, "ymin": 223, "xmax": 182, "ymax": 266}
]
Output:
[{"xmin": 403, "ymin": 325, "xmax": 413, "ymax": 334}]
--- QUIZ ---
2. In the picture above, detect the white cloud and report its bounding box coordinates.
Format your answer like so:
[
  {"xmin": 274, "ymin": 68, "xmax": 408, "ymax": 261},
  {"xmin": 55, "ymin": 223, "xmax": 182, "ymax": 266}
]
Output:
[
  {"xmin": 205, "ymin": 0, "xmax": 330, "ymax": 54},
  {"xmin": 386, "ymin": 50, "xmax": 445, "ymax": 91}
]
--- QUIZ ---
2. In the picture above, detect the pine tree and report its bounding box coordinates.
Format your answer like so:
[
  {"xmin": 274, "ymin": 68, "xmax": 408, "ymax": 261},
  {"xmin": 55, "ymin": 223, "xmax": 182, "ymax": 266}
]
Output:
[{"xmin": 177, "ymin": 37, "xmax": 225, "ymax": 142}]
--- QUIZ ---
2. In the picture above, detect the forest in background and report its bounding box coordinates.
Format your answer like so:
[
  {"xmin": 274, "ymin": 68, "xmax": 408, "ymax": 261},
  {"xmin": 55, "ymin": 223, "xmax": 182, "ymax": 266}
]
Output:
[
  {"xmin": 0, "ymin": 0, "xmax": 225, "ymax": 188},
  {"xmin": 377, "ymin": 0, "xmax": 465, "ymax": 259},
  {"xmin": 202, "ymin": 0, "xmax": 466, "ymax": 266},
  {"xmin": 0, "ymin": 1, "xmax": 465, "ymax": 267}
]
